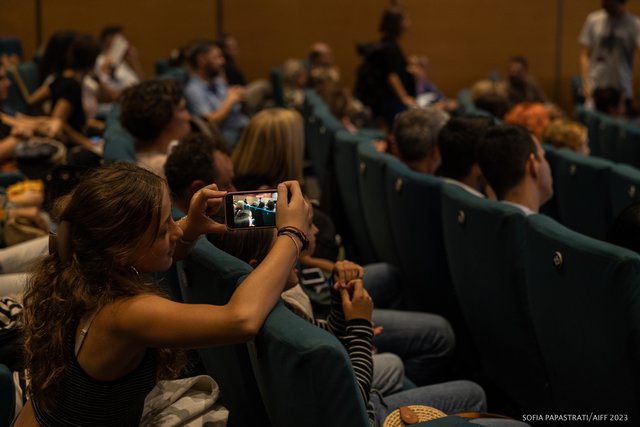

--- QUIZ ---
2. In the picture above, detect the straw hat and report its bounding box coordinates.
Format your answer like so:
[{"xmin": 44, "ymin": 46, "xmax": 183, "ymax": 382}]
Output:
[{"xmin": 383, "ymin": 405, "xmax": 447, "ymax": 426}]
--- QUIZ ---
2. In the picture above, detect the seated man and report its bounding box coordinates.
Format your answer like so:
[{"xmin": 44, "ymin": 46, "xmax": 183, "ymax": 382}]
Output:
[
  {"xmin": 437, "ymin": 116, "xmax": 494, "ymax": 197},
  {"xmin": 184, "ymin": 40, "xmax": 248, "ymax": 143},
  {"xmin": 477, "ymin": 124, "xmax": 553, "ymax": 215},
  {"xmin": 165, "ymin": 133, "xmax": 457, "ymax": 387},
  {"xmin": 391, "ymin": 106, "xmax": 449, "ymax": 175}
]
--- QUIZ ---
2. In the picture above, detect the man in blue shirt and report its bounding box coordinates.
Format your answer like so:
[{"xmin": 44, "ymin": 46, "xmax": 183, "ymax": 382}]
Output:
[{"xmin": 184, "ymin": 40, "xmax": 248, "ymax": 143}]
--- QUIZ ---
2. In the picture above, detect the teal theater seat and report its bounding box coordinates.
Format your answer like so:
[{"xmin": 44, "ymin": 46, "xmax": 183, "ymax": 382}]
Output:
[
  {"xmin": 597, "ymin": 114, "xmax": 621, "ymax": 162},
  {"xmin": 6, "ymin": 62, "xmax": 39, "ymax": 115},
  {"xmin": 552, "ymin": 148, "xmax": 614, "ymax": 239},
  {"xmin": 441, "ymin": 184, "xmax": 553, "ymax": 416},
  {"xmin": 177, "ymin": 238, "xmax": 271, "ymax": 426},
  {"xmin": 333, "ymin": 130, "xmax": 378, "ymax": 264},
  {"xmin": 615, "ymin": 123, "xmax": 640, "ymax": 170},
  {"xmin": 524, "ymin": 215, "xmax": 640, "ymax": 417},
  {"xmin": 0, "ymin": 363, "xmax": 14, "ymax": 427},
  {"xmin": 356, "ymin": 141, "xmax": 402, "ymax": 265},
  {"xmin": 609, "ymin": 163, "xmax": 640, "ymax": 223},
  {"xmin": 269, "ymin": 66, "xmax": 285, "ymax": 107},
  {"xmin": 248, "ymin": 301, "xmax": 370, "ymax": 427},
  {"xmin": 384, "ymin": 160, "xmax": 452, "ymax": 314},
  {"xmin": 102, "ymin": 105, "xmax": 136, "ymax": 163}
]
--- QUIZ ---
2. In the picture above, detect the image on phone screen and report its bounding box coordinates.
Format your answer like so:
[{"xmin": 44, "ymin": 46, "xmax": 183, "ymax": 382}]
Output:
[{"xmin": 225, "ymin": 190, "xmax": 277, "ymax": 229}]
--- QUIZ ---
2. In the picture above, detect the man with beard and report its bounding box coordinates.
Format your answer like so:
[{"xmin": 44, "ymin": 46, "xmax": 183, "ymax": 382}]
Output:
[{"xmin": 184, "ymin": 40, "xmax": 248, "ymax": 138}]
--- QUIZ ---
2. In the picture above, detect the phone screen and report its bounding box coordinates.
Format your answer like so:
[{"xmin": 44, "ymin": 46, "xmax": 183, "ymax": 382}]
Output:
[{"xmin": 225, "ymin": 190, "xmax": 278, "ymax": 229}]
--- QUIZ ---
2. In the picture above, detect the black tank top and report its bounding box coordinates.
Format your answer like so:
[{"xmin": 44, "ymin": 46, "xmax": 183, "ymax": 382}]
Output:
[{"xmin": 31, "ymin": 321, "xmax": 157, "ymax": 426}]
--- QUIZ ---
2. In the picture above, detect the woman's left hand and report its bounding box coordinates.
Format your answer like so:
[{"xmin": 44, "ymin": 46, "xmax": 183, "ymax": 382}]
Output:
[{"xmin": 181, "ymin": 184, "xmax": 228, "ymax": 241}]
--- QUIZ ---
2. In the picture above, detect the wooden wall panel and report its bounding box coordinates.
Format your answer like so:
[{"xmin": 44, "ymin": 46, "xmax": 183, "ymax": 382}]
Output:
[
  {"xmin": 39, "ymin": 0, "xmax": 218, "ymax": 77},
  {"xmin": 0, "ymin": 0, "xmax": 37, "ymax": 60},
  {"xmin": 401, "ymin": 0, "xmax": 558, "ymax": 101},
  {"xmin": 5, "ymin": 1, "xmax": 640, "ymax": 112},
  {"xmin": 225, "ymin": 0, "xmax": 387, "ymax": 88}
]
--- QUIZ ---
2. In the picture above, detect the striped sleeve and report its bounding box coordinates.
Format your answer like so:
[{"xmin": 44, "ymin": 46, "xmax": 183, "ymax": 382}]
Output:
[
  {"xmin": 344, "ymin": 318, "xmax": 374, "ymax": 404},
  {"xmin": 325, "ymin": 284, "xmax": 347, "ymax": 337}
]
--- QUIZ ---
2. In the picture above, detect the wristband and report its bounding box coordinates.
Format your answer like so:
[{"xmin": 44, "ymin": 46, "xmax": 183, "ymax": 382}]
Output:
[{"xmin": 277, "ymin": 226, "xmax": 309, "ymax": 251}]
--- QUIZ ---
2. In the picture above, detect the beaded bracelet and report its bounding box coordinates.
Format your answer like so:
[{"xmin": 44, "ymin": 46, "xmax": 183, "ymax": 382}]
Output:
[
  {"xmin": 277, "ymin": 226, "xmax": 309, "ymax": 251},
  {"xmin": 279, "ymin": 233, "xmax": 301, "ymax": 257}
]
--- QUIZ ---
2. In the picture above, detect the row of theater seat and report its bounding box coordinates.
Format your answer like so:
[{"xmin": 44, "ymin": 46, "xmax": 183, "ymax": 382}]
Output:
[
  {"xmin": 299, "ymin": 90, "xmax": 640, "ymax": 419},
  {"xmin": 543, "ymin": 142, "xmax": 640, "ymax": 240},
  {"xmin": 575, "ymin": 105, "xmax": 640, "ymax": 170}
]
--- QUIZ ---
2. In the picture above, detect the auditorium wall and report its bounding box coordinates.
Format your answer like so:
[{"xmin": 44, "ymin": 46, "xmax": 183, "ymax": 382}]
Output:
[{"xmin": 2, "ymin": 0, "xmax": 640, "ymax": 112}]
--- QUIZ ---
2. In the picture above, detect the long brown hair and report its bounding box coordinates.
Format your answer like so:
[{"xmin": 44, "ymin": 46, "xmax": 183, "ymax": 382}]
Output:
[{"xmin": 23, "ymin": 163, "xmax": 184, "ymax": 410}]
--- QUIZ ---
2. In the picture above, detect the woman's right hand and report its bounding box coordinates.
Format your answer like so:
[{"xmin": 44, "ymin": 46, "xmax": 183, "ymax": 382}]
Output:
[{"xmin": 275, "ymin": 181, "xmax": 311, "ymax": 236}]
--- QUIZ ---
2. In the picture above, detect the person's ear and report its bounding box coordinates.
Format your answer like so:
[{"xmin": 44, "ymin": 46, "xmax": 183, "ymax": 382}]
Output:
[
  {"xmin": 189, "ymin": 179, "xmax": 206, "ymax": 195},
  {"xmin": 528, "ymin": 153, "xmax": 539, "ymax": 179},
  {"xmin": 387, "ymin": 134, "xmax": 400, "ymax": 157}
]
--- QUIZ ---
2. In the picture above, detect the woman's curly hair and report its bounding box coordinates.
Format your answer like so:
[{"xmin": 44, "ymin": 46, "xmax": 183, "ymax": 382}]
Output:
[{"xmin": 23, "ymin": 163, "xmax": 185, "ymax": 410}]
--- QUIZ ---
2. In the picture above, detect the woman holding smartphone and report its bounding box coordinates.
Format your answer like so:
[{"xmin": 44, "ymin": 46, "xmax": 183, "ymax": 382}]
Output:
[{"xmin": 14, "ymin": 162, "xmax": 311, "ymax": 426}]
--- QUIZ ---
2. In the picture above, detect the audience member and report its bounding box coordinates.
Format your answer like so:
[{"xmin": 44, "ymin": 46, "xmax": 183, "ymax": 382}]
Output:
[
  {"xmin": 92, "ymin": 25, "xmax": 143, "ymax": 106},
  {"xmin": 29, "ymin": 31, "xmax": 77, "ymax": 113},
  {"xmin": 579, "ymin": 0, "xmax": 640, "ymax": 109},
  {"xmin": 407, "ymin": 55, "xmax": 457, "ymax": 112},
  {"xmin": 593, "ymin": 86, "xmax": 627, "ymax": 117},
  {"xmin": 232, "ymin": 108, "xmax": 304, "ymax": 188},
  {"xmin": 218, "ymin": 34, "xmax": 272, "ymax": 115},
  {"xmin": 119, "ymin": 79, "xmax": 191, "ymax": 178},
  {"xmin": 372, "ymin": 6, "xmax": 416, "ymax": 126},
  {"xmin": 437, "ymin": 116, "xmax": 494, "ymax": 196},
  {"xmin": 503, "ymin": 102, "xmax": 550, "ymax": 140},
  {"xmin": 165, "ymin": 132, "xmax": 236, "ymax": 213},
  {"xmin": 477, "ymin": 124, "xmax": 553, "ymax": 215},
  {"xmin": 391, "ymin": 107, "xmax": 449, "ymax": 175},
  {"xmin": 542, "ymin": 119, "xmax": 590, "ymax": 155},
  {"xmin": 184, "ymin": 40, "xmax": 248, "ymax": 142},
  {"xmin": 308, "ymin": 42, "xmax": 335, "ymax": 69},
  {"xmin": 469, "ymin": 79, "xmax": 510, "ymax": 119},
  {"xmin": 218, "ymin": 33, "xmax": 246, "ymax": 86},
  {"xmin": 46, "ymin": 34, "xmax": 101, "ymax": 147},
  {"xmin": 14, "ymin": 163, "xmax": 311, "ymax": 426},
  {"xmin": 208, "ymin": 224, "xmax": 484, "ymax": 404},
  {"xmin": 506, "ymin": 56, "xmax": 547, "ymax": 105},
  {"xmin": 282, "ymin": 58, "xmax": 308, "ymax": 110},
  {"xmin": 83, "ymin": 26, "xmax": 142, "ymax": 124}
]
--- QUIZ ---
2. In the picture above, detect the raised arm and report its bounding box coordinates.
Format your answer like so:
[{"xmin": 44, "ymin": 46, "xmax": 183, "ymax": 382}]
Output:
[{"xmin": 109, "ymin": 180, "xmax": 312, "ymax": 348}]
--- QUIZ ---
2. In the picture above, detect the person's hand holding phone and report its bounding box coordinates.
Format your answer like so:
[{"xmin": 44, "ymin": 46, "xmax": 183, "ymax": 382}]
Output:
[
  {"xmin": 275, "ymin": 181, "xmax": 311, "ymax": 237},
  {"xmin": 336, "ymin": 279, "xmax": 373, "ymax": 322},
  {"xmin": 182, "ymin": 183, "xmax": 228, "ymax": 241}
]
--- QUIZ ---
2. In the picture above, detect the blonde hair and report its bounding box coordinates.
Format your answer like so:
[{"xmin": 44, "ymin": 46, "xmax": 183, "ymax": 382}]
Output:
[
  {"xmin": 282, "ymin": 58, "xmax": 307, "ymax": 89},
  {"xmin": 542, "ymin": 119, "xmax": 588, "ymax": 151},
  {"xmin": 469, "ymin": 79, "xmax": 508, "ymax": 103},
  {"xmin": 232, "ymin": 108, "xmax": 304, "ymax": 184}
]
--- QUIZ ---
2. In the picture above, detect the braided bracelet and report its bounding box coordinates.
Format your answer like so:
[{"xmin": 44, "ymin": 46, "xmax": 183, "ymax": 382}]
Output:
[{"xmin": 277, "ymin": 226, "xmax": 309, "ymax": 251}]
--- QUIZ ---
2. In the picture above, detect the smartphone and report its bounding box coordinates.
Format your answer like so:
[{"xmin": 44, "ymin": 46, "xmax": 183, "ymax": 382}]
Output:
[
  {"xmin": 300, "ymin": 267, "xmax": 326, "ymax": 286},
  {"xmin": 225, "ymin": 189, "xmax": 278, "ymax": 229}
]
